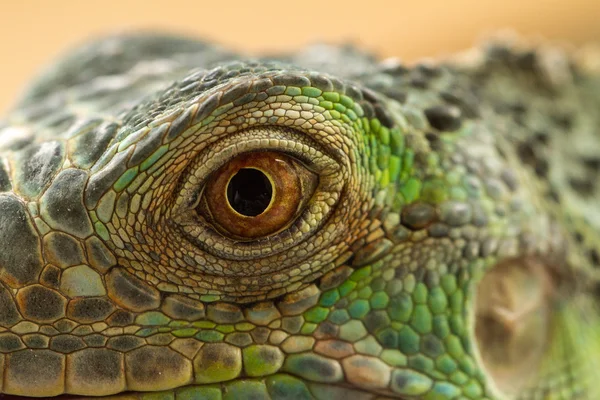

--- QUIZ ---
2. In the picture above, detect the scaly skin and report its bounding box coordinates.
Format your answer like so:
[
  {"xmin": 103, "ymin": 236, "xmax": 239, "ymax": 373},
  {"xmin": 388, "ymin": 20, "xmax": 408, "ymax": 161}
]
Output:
[{"xmin": 0, "ymin": 34, "xmax": 599, "ymax": 399}]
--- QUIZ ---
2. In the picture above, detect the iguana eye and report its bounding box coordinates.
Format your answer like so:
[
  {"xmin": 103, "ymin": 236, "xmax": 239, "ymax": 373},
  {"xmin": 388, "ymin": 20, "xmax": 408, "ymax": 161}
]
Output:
[
  {"xmin": 201, "ymin": 151, "xmax": 318, "ymax": 238},
  {"xmin": 173, "ymin": 126, "xmax": 346, "ymax": 262}
]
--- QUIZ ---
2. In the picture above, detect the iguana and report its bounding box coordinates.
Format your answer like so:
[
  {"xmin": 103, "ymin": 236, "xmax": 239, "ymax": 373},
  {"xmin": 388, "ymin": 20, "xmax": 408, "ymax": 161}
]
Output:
[{"xmin": 0, "ymin": 33, "xmax": 599, "ymax": 399}]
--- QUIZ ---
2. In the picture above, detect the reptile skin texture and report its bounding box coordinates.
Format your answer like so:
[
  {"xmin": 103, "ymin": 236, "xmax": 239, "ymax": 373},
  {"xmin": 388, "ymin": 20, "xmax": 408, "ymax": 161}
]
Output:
[{"xmin": 0, "ymin": 33, "xmax": 599, "ymax": 399}]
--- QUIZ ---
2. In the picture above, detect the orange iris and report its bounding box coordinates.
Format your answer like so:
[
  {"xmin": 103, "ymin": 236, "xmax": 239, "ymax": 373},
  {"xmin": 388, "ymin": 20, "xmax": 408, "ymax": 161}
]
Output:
[{"xmin": 202, "ymin": 151, "xmax": 318, "ymax": 239}]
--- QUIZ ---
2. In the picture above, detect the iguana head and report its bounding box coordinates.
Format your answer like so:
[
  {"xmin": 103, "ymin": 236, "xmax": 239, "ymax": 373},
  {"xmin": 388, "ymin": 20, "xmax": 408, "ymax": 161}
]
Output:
[{"xmin": 0, "ymin": 34, "xmax": 598, "ymax": 399}]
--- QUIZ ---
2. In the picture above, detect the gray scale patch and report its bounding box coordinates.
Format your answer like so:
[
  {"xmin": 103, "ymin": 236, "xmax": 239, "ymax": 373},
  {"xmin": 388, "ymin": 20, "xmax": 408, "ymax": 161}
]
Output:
[
  {"xmin": 12, "ymin": 141, "xmax": 65, "ymax": 199},
  {"xmin": 4, "ymin": 349, "xmax": 65, "ymax": 395},
  {"xmin": 220, "ymin": 80, "xmax": 253, "ymax": 105},
  {"xmin": 161, "ymin": 294, "xmax": 205, "ymax": 321},
  {"xmin": 374, "ymin": 103, "xmax": 395, "ymax": 128},
  {"xmin": 40, "ymin": 265, "xmax": 61, "ymax": 289},
  {"xmin": 64, "ymin": 118, "xmax": 103, "ymax": 140},
  {"xmin": 49, "ymin": 334, "xmax": 86, "ymax": 353},
  {"xmin": 16, "ymin": 284, "xmax": 67, "ymax": 323},
  {"xmin": 307, "ymin": 73, "xmax": 334, "ymax": 92},
  {"xmin": 128, "ymin": 123, "xmax": 169, "ymax": 167},
  {"xmin": 42, "ymin": 232, "xmax": 86, "ymax": 268},
  {"xmin": 70, "ymin": 122, "xmax": 119, "ymax": 169},
  {"xmin": 106, "ymin": 310, "xmax": 135, "ymax": 326},
  {"xmin": 106, "ymin": 267, "xmax": 160, "ymax": 312},
  {"xmin": 83, "ymin": 334, "xmax": 108, "ymax": 347},
  {"xmin": 67, "ymin": 297, "xmax": 115, "ymax": 324},
  {"xmin": 107, "ymin": 335, "xmax": 145, "ymax": 352},
  {"xmin": 401, "ymin": 203, "xmax": 437, "ymax": 230},
  {"xmin": 327, "ymin": 75, "xmax": 346, "ymax": 93},
  {"xmin": 249, "ymin": 78, "xmax": 273, "ymax": 93},
  {"xmin": 166, "ymin": 105, "xmax": 195, "ymax": 140},
  {"xmin": 85, "ymin": 148, "xmax": 132, "ymax": 209},
  {"xmin": 0, "ymin": 194, "xmax": 43, "ymax": 287},
  {"xmin": 72, "ymin": 326, "xmax": 94, "ymax": 336},
  {"xmin": 265, "ymin": 86, "xmax": 285, "ymax": 96},
  {"xmin": 206, "ymin": 303, "xmax": 243, "ymax": 324},
  {"xmin": 22, "ymin": 334, "xmax": 49, "ymax": 349},
  {"xmin": 0, "ymin": 333, "xmax": 25, "ymax": 352},
  {"xmin": 345, "ymin": 84, "xmax": 364, "ymax": 102},
  {"xmin": 110, "ymin": 125, "xmax": 134, "ymax": 145},
  {"xmin": 192, "ymin": 92, "xmax": 221, "ymax": 125},
  {"xmin": 272, "ymin": 74, "xmax": 311, "ymax": 88},
  {"xmin": 40, "ymin": 169, "xmax": 93, "ymax": 239},
  {"xmin": 0, "ymin": 158, "xmax": 11, "ymax": 192},
  {"xmin": 232, "ymin": 92, "xmax": 256, "ymax": 107},
  {"xmin": 0, "ymin": 283, "xmax": 22, "ymax": 327},
  {"xmin": 352, "ymin": 238, "xmax": 393, "ymax": 267},
  {"xmin": 439, "ymin": 201, "xmax": 473, "ymax": 227},
  {"xmin": 358, "ymin": 101, "xmax": 375, "ymax": 119},
  {"xmin": 85, "ymin": 236, "xmax": 117, "ymax": 273},
  {"xmin": 235, "ymin": 329, "xmax": 266, "ymax": 346},
  {"xmin": 54, "ymin": 319, "xmax": 77, "ymax": 333},
  {"xmin": 177, "ymin": 81, "xmax": 200, "ymax": 98},
  {"xmin": 39, "ymin": 325, "xmax": 60, "ymax": 336}
]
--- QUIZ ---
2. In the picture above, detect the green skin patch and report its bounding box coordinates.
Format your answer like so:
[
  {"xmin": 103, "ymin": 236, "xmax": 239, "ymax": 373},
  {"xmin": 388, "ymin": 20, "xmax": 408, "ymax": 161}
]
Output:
[{"xmin": 0, "ymin": 33, "xmax": 599, "ymax": 399}]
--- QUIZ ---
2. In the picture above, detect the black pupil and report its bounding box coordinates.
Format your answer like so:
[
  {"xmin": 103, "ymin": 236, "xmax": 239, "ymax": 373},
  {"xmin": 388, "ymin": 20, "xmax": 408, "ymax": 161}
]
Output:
[{"xmin": 226, "ymin": 168, "xmax": 273, "ymax": 217}]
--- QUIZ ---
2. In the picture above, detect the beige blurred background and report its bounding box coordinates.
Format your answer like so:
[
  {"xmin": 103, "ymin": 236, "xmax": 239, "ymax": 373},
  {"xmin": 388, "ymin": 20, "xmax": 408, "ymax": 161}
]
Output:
[{"xmin": 1, "ymin": 0, "xmax": 599, "ymax": 113}]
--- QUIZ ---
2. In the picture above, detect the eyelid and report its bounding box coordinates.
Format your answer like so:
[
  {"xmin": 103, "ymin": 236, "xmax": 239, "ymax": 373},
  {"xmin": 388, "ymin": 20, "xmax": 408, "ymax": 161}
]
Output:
[
  {"xmin": 176, "ymin": 126, "xmax": 342, "ymax": 210},
  {"xmin": 171, "ymin": 126, "xmax": 347, "ymax": 262}
]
